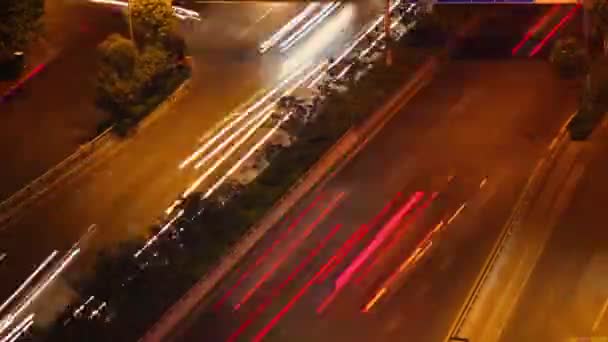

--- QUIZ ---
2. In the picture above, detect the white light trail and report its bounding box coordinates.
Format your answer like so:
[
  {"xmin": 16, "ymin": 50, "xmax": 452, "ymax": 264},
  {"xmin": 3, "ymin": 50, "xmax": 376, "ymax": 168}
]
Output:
[
  {"xmin": 203, "ymin": 62, "xmax": 327, "ymax": 198},
  {"xmin": 259, "ymin": 3, "xmax": 321, "ymax": 54},
  {"xmin": 178, "ymin": 65, "xmax": 310, "ymax": 170},
  {"xmin": 279, "ymin": 3, "xmax": 341, "ymax": 53},
  {"xmin": 1, "ymin": 249, "xmax": 80, "ymax": 337},
  {"xmin": 0, "ymin": 251, "xmax": 58, "ymax": 316},
  {"xmin": 0, "ymin": 314, "xmax": 33, "ymax": 342}
]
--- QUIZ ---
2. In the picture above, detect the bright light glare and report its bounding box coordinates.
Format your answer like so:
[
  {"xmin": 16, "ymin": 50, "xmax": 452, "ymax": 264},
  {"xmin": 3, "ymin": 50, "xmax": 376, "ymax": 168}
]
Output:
[
  {"xmin": 259, "ymin": 3, "xmax": 321, "ymax": 54},
  {"xmin": 283, "ymin": 3, "xmax": 355, "ymax": 81},
  {"xmin": 279, "ymin": 3, "xmax": 341, "ymax": 53}
]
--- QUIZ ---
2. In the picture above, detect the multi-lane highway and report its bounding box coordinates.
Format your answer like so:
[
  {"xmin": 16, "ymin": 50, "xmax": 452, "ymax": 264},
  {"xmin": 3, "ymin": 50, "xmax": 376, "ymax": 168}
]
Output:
[
  {"xmin": 170, "ymin": 14, "xmax": 580, "ymax": 340},
  {"xmin": 0, "ymin": 0, "xmax": 392, "ymax": 311},
  {"xmin": 499, "ymin": 124, "xmax": 608, "ymax": 342}
]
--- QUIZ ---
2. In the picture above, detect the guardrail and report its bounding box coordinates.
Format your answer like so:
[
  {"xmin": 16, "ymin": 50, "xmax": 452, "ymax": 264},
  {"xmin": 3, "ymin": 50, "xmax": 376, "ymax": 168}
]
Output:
[{"xmin": 0, "ymin": 127, "xmax": 115, "ymax": 228}]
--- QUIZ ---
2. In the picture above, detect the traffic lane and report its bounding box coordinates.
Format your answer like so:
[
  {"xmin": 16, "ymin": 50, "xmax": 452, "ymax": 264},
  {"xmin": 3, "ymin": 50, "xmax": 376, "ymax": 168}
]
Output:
[
  {"xmin": 500, "ymin": 133, "xmax": 608, "ymax": 342},
  {"xmin": 175, "ymin": 59, "xmax": 577, "ymax": 341},
  {"xmin": 0, "ymin": 4, "xmax": 381, "ymax": 299},
  {"xmin": 0, "ymin": 4, "xmax": 124, "ymax": 200},
  {"xmin": 174, "ymin": 175, "xmax": 476, "ymax": 342},
  {"xmin": 258, "ymin": 60, "xmax": 578, "ymax": 342},
  {"xmin": 289, "ymin": 178, "xmax": 503, "ymax": 342}
]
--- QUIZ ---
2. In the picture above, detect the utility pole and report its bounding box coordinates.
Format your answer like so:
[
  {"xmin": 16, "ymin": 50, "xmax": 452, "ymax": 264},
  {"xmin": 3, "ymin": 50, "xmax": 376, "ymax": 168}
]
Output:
[
  {"xmin": 385, "ymin": 0, "xmax": 392, "ymax": 66},
  {"xmin": 128, "ymin": 0, "xmax": 136, "ymax": 46}
]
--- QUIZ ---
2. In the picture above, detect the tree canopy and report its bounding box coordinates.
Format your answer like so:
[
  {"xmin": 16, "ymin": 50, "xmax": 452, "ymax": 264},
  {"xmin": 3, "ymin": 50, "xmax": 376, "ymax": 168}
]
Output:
[
  {"xmin": 0, "ymin": 0, "xmax": 44, "ymax": 60},
  {"xmin": 130, "ymin": 0, "xmax": 176, "ymax": 45}
]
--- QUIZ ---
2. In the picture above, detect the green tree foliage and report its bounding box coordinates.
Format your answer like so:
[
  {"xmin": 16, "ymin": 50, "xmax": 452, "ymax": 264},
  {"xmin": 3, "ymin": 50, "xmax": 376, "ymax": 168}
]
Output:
[
  {"xmin": 550, "ymin": 36, "xmax": 589, "ymax": 79},
  {"xmin": 96, "ymin": 34, "xmax": 139, "ymax": 117},
  {"xmin": 0, "ymin": 0, "xmax": 44, "ymax": 60},
  {"xmin": 130, "ymin": 0, "xmax": 176, "ymax": 46}
]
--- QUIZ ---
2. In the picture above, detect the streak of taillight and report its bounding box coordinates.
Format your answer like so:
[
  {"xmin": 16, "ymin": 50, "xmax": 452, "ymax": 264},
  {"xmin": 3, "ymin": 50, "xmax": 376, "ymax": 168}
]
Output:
[
  {"xmin": 316, "ymin": 192, "xmax": 423, "ymax": 314},
  {"xmin": 234, "ymin": 192, "xmax": 346, "ymax": 310},
  {"xmin": 213, "ymin": 193, "xmax": 325, "ymax": 311},
  {"xmin": 251, "ymin": 250, "xmax": 339, "ymax": 342},
  {"xmin": 356, "ymin": 192, "xmax": 437, "ymax": 284},
  {"xmin": 335, "ymin": 192, "xmax": 424, "ymax": 289},
  {"xmin": 316, "ymin": 192, "xmax": 403, "ymax": 284},
  {"xmin": 225, "ymin": 223, "xmax": 342, "ymax": 342},
  {"xmin": 512, "ymin": 5, "xmax": 560, "ymax": 56},
  {"xmin": 529, "ymin": 5, "xmax": 580, "ymax": 57}
]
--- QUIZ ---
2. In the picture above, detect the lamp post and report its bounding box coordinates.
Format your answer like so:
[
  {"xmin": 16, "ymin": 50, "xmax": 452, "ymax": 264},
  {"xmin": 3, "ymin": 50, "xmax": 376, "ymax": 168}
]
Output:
[
  {"xmin": 385, "ymin": 0, "xmax": 392, "ymax": 66},
  {"xmin": 128, "ymin": 0, "xmax": 136, "ymax": 46}
]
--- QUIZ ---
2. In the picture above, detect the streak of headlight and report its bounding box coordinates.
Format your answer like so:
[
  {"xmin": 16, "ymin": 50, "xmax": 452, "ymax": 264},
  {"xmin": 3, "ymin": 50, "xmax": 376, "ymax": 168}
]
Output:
[
  {"xmin": 259, "ymin": 3, "xmax": 321, "ymax": 54},
  {"xmin": 279, "ymin": 3, "xmax": 341, "ymax": 53},
  {"xmin": 213, "ymin": 193, "xmax": 326, "ymax": 311},
  {"xmin": 183, "ymin": 62, "xmax": 326, "ymax": 198},
  {"xmin": 0, "ymin": 251, "xmax": 58, "ymax": 316},
  {"xmin": 179, "ymin": 64, "xmax": 309, "ymax": 170},
  {"xmin": 134, "ymin": 209, "xmax": 184, "ymax": 258},
  {"xmin": 329, "ymin": 0, "xmax": 405, "ymax": 70},
  {"xmin": 226, "ymin": 223, "xmax": 342, "ymax": 342},
  {"xmin": 529, "ymin": 4, "xmax": 580, "ymax": 57},
  {"xmin": 0, "ymin": 313, "xmax": 33, "ymax": 342},
  {"xmin": 1, "ymin": 249, "xmax": 80, "ymax": 336},
  {"xmin": 233, "ymin": 192, "xmax": 346, "ymax": 310}
]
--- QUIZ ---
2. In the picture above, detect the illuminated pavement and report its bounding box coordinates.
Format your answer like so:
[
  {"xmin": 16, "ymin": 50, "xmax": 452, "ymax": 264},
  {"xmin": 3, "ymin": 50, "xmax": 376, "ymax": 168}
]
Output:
[
  {"xmin": 0, "ymin": 0, "xmax": 388, "ymax": 307},
  {"xmin": 499, "ymin": 124, "xmax": 608, "ymax": 342},
  {"xmin": 170, "ymin": 27, "xmax": 579, "ymax": 341}
]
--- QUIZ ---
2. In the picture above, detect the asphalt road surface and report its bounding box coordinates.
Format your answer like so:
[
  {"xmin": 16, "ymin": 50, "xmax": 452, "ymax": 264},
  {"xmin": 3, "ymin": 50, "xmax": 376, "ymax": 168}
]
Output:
[
  {"xmin": 0, "ymin": 1, "xmax": 123, "ymax": 200},
  {"xmin": 0, "ymin": 0, "xmax": 387, "ymax": 304},
  {"xmin": 171, "ymin": 33, "xmax": 579, "ymax": 342},
  {"xmin": 500, "ymin": 124, "xmax": 608, "ymax": 342}
]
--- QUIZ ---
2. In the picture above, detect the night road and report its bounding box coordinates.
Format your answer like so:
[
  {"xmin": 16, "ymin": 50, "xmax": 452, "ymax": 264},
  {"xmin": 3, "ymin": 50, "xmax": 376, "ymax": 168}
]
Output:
[
  {"xmin": 498, "ymin": 123, "xmax": 608, "ymax": 342},
  {"xmin": 170, "ymin": 26, "xmax": 579, "ymax": 342},
  {"xmin": 0, "ymin": 0, "xmax": 393, "ymax": 307}
]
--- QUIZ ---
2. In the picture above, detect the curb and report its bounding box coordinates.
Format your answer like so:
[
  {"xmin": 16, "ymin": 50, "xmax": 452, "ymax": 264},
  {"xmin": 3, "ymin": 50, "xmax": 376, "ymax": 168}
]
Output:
[
  {"xmin": 443, "ymin": 112, "xmax": 577, "ymax": 342},
  {"xmin": 0, "ymin": 78, "xmax": 192, "ymax": 229}
]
